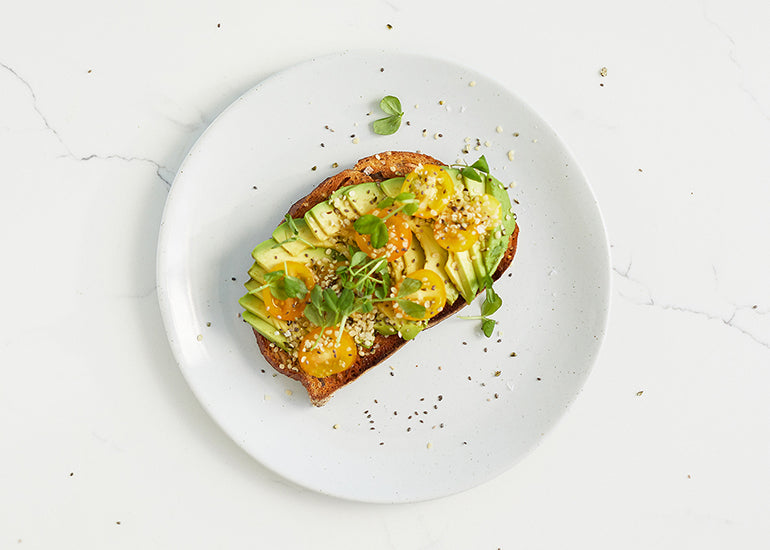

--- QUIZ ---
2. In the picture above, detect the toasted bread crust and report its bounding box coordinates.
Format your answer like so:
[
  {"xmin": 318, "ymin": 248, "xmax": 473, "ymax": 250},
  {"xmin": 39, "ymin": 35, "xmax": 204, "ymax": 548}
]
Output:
[{"xmin": 252, "ymin": 151, "xmax": 519, "ymax": 406}]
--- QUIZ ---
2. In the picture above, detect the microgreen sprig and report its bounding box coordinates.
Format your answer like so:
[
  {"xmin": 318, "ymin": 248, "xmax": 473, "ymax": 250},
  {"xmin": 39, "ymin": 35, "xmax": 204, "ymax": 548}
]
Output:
[
  {"xmin": 459, "ymin": 276, "xmax": 502, "ymax": 337},
  {"xmin": 272, "ymin": 213, "xmax": 316, "ymax": 249},
  {"xmin": 352, "ymin": 192, "xmax": 417, "ymax": 248},
  {"xmin": 451, "ymin": 154, "xmax": 490, "ymax": 183},
  {"xmin": 248, "ymin": 269, "xmax": 309, "ymax": 301},
  {"xmin": 304, "ymin": 248, "xmax": 425, "ymax": 334},
  {"xmin": 372, "ymin": 95, "xmax": 404, "ymax": 135}
]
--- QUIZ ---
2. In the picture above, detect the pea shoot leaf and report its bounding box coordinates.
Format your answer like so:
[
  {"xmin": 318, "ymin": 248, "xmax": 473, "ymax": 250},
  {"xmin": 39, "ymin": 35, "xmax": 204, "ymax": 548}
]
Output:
[
  {"xmin": 461, "ymin": 166, "xmax": 482, "ymax": 182},
  {"xmin": 373, "ymin": 114, "xmax": 402, "ymax": 135},
  {"xmin": 397, "ymin": 277, "xmax": 422, "ymax": 298},
  {"xmin": 481, "ymin": 318, "xmax": 496, "ymax": 337},
  {"xmin": 371, "ymin": 222, "xmax": 390, "ymax": 248},
  {"xmin": 353, "ymin": 214, "xmax": 381, "ymax": 234},
  {"xmin": 470, "ymin": 155, "xmax": 490, "ymax": 174},
  {"xmin": 396, "ymin": 299, "xmax": 426, "ymax": 319},
  {"xmin": 380, "ymin": 95, "xmax": 403, "ymax": 116},
  {"xmin": 481, "ymin": 284, "xmax": 502, "ymax": 317}
]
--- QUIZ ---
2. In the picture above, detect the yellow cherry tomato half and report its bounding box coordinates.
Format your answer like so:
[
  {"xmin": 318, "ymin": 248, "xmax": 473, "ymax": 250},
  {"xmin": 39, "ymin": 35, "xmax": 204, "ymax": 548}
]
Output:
[
  {"xmin": 433, "ymin": 194, "xmax": 503, "ymax": 252},
  {"xmin": 353, "ymin": 207, "xmax": 412, "ymax": 262},
  {"xmin": 298, "ymin": 326, "xmax": 358, "ymax": 378},
  {"xmin": 400, "ymin": 164, "xmax": 454, "ymax": 219},
  {"xmin": 262, "ymin": 261, "xmax": 315, "ymax": 322},
  {"xmin": 433, "ymin": 217, "xmax": 478, "ymax": 252},
  {"xmin": 394, "ymin": 268, "xmax": 447, "ymax": 321}
]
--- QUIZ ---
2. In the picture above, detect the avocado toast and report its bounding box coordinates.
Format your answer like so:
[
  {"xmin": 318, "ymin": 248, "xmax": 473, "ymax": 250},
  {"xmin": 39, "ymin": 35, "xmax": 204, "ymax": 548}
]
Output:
[{"xmin": 240, "ymin": 151, "xmax": 519, "ymax": 406}]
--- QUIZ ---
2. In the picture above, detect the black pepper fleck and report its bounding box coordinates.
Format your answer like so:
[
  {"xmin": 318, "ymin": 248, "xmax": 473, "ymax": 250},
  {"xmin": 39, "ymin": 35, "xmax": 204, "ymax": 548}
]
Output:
[
  {"xmin": 380, "ymin": 67, "xmax": 384, "ymax": 72},
  {"xmin": 510, "ymin": 352, "xmax": 517, "ymax": 357},
  {"xmin": 386, "ymin": 23, "xmax": 393, "ymax": 29}
]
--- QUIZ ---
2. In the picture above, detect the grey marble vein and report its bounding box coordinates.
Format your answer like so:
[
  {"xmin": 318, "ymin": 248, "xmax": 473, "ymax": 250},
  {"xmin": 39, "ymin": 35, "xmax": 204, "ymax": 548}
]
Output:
[
  {"xmin": 614, "ymin": 261, "xmax": 769, "ymax": 351},
  {"xmin": 0, "ymin": 60, "xmax": 172, "ymax": 187}
]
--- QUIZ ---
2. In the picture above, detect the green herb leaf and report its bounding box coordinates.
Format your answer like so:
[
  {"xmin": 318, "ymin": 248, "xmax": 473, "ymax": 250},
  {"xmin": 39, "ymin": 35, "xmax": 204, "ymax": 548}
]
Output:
[
  {"xmin": 470, "ymin": 155, "xmax": 490, "ymax": 174},
  {"xmin": 304, "ymin": 305, "xmax": 324, "ymax": 327},
  {"xmin": 323, "ymin": 288, "xmax": 339, "ymax": 313},
  {"xmin": 349, "ymin": 250, "xmax": 368, "ymax": 268},
  {"xmin": 373, "ymin": 114, "xmax": 402, "ymax": 135},
  {"xmin": 396, "ymin": 299, "xmax": 426, "ymax": 319},
  {"xmin": 337, "ymin": 288, "xmax": 355, "ymax": 315},
  {"xmin": 394, "ymin": 191, "xmax": 415, "ymax": 202},
  {"xmin": 461, "ymin": 166, "xmax": 482, "ymax": 182},
  {"xmin": 370, "ymin": 222, "xmax": 390, "ymax": 248},
  {"xmin": 397, "ymin": 277, "xmax": 422, "ymax": 297},
  {"xmin": 281, "ymin": 275, "xmax": 308, "ymax": 300},
  {"xmin": 402, "ymin": 202, "xmax": 419, "ymax": 216},
  {"xmin": 481, "ymin": 284, "xmax": 502, "ymax": 317},
  {"xmin": 481, "ymin": 318, "xmax": 496, "ymax": 337},
  {"xmin": 399, "ymin": 323, "xmax": 423, "ymax": 340},
  {"xmin": 380, "ymin": 95, "xmax": 403, "ymax": 116},
  {"xmin": 360, "ymin": 300, "xmax": 374, "ymax": 313},
  {"xmin": 377, "ymin": 197, "xmax": 395, "ymax": 209},
  {"xmin": 353, "ymin": 214, "xmax": 381, "ymax": 234}
]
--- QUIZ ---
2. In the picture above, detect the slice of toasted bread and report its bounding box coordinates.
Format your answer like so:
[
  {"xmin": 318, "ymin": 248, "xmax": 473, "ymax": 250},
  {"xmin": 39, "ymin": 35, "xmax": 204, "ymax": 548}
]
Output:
[{"xmin": 250, "ymin": 151, "xmax": 519, "ymax": 406}]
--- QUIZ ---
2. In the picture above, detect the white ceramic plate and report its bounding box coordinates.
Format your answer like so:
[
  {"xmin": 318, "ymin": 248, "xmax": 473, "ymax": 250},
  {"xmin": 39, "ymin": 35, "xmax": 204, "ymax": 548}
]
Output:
[{"xmin": 157, "ymin": 51, "xmax": 610, "ymax": 503}]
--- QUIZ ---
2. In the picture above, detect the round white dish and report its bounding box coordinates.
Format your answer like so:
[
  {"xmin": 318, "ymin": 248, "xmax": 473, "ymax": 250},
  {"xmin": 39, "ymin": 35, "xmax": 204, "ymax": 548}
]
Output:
[{"xmin": 156, "ymin": 51, "xmax": 610, "ymax": 503}]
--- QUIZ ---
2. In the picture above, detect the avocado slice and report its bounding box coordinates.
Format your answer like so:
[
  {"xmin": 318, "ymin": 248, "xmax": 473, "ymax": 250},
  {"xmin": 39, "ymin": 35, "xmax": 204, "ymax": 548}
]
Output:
[
  {"xmin": 308, "ymin": 201, "xmax": 344, "ymax": 237},
  {"xmin": 239, "ymin": 293, "xmax": 287, "ymax": 332},
  {"xmin": 271, "ymin": 217, "xmax": 321, "ymax": 255},
  {"xmin": 378, "ymin": 177, "xmax": 405, "ymax": 198},
  {"xmin": 303, "ymin": 211, "xmax": 328, "ymax": 242},
  {"xmin": 446, "ymin": 250, "xmax": 479, "ymax": 304},
  {"xmin": 346, "ymin": 182, "xmax": 385, "ymax": 215},
  {"xmin": 252, "ymin": 238, "xmax": 328, "ymax": 271},
  {"xmin": 247, "ymin": 262, "xmax": 267, "ymax": 284},
  {"xmin": 244, "ymin": 278, "xmax": 261, "ymax": 292},
  {"xmin": 241, "ymin": 310, "xmax": 289, "ymax": 352},
  {"xmin": 330, "ymin": 194, "xmax": 359, "ymax": 222},
  {"xmin": 469, "ymin": 240, "xmax": 488, "ymax": 282},
  {"xmin": 463, "ymin": 174, "xmax": 485, "ymax": 197},
  {"xmin": 483, "ymin": 176, "xmax": 517, "ymax": 273},
  {"xmin": 402, "ymin": 236, "xmax": 425, "ymax": 275},
  {"xmin": 411, "ymin": 221, "xmax": 459, "ymax": 304}
]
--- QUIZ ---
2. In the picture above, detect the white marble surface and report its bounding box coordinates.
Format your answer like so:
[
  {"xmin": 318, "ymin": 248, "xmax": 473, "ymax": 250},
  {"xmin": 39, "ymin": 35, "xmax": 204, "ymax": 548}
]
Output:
[{"xmin": 1, "ymin": 0, "xmax": 768, "ymax": 548}]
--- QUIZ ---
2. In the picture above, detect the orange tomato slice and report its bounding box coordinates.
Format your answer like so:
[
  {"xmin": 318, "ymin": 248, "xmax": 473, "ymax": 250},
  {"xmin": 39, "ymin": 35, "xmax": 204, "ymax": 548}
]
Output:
[
  {"xmin": 297, "ymin": 326, "xmax": 358, "ymax": 377},
  {"xmin": 400, "ymin": 164, "xmax": 454, "ymax": 219},
  {"xmin": 262, "ymin": 262, "xmax": 315, "ymax": 322}
]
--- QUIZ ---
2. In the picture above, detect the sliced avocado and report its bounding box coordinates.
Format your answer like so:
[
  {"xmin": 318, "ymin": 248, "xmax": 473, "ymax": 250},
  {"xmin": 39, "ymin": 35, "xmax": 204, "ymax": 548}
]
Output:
[
  {"xmin": 252, "ymin": 239, "xmax": 328, "ymax": 271},
  {"xmin": 330, "ymin": 193, "xmax": 358, "ymax": 222},
  {"xmin": 244, "ymin": 278, "xmax": 261, "ymax": 292},
  {"xmin": 411, "ymin": 221, "xmax": 459, "ymax": 304},
  {"xmin": 443, "ymin": 167, "xmax": 462, "ymax": 190},
  {"xmin": 308, "ymin": 201, "xmax": 344, "ymax": 237},
  {"xmin": 469, "ymin": 240, "xmax": 488, "ymax": 282},
  {"xmin": 374, "ymin": 322, "xmax": 398, "ymax": 336},
  {"xmin": 402, "ymin": 236, "xmax": 425, "ymax": 275},
  {"xmin": 247, "ymin": 262, "xmax": 267, "ymax": 283},
  {"xmin": 272, "ymin": 217, "xmax": 321, "ymax": 255},
  {"xmin": 241, "ymin": 310, "xmax": 289, "ymax": 351},
  {"xmin": 303, "ymin": 210, "xmax": 328, "ymax": 242},
  {"xmin": 463, "ymin": 174, "xmax": 485, "ymax": 196},
  {"xmin": 486, "ymin": 176, "xmax": 516, "ymax": 236},
  {"xmin": 483, "ymin": 175, "xmax": 517, "ymax": 273},
  {"xmin": 378, "ymin": 177, "xmax": 405, "ymax": 198},
  {"xmin": 446, "ymin": 251, "xmax": 479, "ymax": 304},
  {"xmin": 346, "ymin": 182, "xmax": 385, "ymax": 215},
  {"xmin": 239, "ymin": 293, "xmax": 287, "ymax": 332},
  {"xmin": 397, "ymin": 322, "xmax": 424, "ymax": 340}
]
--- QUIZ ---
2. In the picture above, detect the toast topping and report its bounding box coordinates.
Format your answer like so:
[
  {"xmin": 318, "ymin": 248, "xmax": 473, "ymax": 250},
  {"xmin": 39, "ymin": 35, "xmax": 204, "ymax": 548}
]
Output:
[{"xmin": 241, "ymin": 152, "xmax": 518, "ymax": 393}]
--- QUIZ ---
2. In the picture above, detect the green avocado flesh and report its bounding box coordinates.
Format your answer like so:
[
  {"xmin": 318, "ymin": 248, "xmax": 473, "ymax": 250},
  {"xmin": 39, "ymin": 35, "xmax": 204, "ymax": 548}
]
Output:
[{"xmin": 241, "ymin": 165, "xmax": 515, "ymax": 346}]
